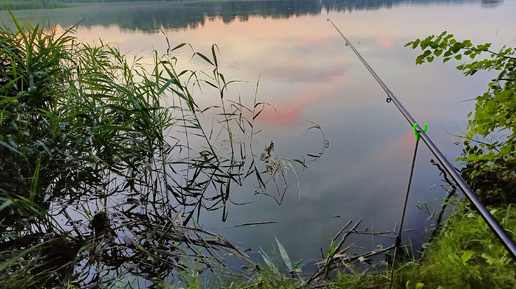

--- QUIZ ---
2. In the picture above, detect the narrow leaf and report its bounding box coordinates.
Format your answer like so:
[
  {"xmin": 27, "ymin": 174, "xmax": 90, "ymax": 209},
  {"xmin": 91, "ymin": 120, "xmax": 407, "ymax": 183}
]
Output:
[{"xmin": 275, "ymin": 237, "xmax": 293, "ymax": 271}]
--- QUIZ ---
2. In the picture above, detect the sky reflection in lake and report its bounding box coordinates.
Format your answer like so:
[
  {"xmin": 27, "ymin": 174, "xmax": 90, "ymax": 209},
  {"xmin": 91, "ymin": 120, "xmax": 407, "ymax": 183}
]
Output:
[{"xmin": 4, "ymin": 0, "xmax": 515, "ymax": 265}]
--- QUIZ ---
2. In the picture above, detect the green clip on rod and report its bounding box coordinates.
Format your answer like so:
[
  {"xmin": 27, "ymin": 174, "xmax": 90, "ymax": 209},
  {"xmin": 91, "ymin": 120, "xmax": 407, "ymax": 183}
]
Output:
[{"xmin": 328, "ymin": 18, "xmax": 516, "ymax": 259}]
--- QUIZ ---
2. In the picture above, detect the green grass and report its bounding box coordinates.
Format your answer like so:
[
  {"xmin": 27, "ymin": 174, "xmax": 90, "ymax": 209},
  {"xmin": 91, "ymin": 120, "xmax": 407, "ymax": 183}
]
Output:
[{"xmin": 392, "ymin": 203, "xmax": 516, "ymax": 289}]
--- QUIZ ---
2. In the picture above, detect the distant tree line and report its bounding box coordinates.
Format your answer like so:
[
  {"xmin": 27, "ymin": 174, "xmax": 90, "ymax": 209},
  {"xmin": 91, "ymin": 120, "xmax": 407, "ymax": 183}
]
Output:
[{"xmin": 2, "ymin": 0, "xmax": 503, "ymax": 31}]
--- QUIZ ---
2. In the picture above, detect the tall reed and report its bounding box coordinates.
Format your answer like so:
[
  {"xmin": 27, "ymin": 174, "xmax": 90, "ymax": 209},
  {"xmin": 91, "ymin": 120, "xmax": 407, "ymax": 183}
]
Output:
[{"xmin": 0, "ymin": 12, "xmax": 323, "ymax": 287}]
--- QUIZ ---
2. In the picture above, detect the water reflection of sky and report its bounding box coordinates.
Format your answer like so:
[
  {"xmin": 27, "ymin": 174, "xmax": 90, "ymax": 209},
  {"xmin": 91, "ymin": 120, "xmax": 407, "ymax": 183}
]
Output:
[{"xmin": 6, "ymin": 0, "xmax": 515, "ymax": 265}]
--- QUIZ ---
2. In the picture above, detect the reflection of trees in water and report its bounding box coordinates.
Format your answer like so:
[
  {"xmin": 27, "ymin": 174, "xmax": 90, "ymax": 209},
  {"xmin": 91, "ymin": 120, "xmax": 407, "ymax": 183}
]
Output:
[
  {"xmin": 481, "ymin": 0, "xmax": 503, "ymax": 7},
  {"xmin": 61, "ymin": 0, "xmax": 493, "ymax": 32}
]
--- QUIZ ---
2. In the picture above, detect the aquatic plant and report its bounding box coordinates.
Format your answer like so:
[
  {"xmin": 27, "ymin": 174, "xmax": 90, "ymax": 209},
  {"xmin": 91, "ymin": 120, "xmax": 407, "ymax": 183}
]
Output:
[{"xmin": 0, "ymin": 13, "xmax": 324, "ymax": 287}]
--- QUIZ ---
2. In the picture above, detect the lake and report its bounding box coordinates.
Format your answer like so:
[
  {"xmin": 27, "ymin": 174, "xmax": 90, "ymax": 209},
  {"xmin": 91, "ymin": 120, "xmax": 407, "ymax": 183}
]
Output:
[{"xmin": 4, "ymin": 0, "xmax": 514, "ymax": 274}]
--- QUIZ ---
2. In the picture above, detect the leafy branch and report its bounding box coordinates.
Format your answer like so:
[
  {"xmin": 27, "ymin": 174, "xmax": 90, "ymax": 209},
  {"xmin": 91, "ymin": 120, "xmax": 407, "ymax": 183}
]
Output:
[{"xmin": 407, "ymin": 31, "xmax": 516, "ymax": 204}]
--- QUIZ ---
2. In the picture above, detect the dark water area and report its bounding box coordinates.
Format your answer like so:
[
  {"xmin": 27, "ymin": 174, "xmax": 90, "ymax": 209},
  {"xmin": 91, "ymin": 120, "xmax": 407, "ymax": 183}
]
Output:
[{"xmin": 3, "ymin": 0, "xmax": 514, "ymax": 276}]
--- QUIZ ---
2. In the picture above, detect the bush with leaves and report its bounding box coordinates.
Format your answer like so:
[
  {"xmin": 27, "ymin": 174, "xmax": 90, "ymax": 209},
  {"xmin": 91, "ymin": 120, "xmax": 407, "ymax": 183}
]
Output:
[{"xmin": 407, "ymin": 32, "xmax": 516, "ymax": 205}]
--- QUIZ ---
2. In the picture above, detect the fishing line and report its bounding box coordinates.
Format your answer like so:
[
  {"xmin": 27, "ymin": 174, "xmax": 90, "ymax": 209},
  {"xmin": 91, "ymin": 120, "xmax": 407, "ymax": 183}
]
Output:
[{"xmin": 328, "ymin": 18, "xmax": 516, "ymax": 259}]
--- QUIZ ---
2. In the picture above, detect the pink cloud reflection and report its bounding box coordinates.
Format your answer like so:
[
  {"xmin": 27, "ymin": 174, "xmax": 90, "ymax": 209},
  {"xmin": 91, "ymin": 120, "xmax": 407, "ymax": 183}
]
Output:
[
  {"xmin": 298, "ymin": 36, "xmax": 337, "ymax": 50},
  {"xmin": 376, "ymin": 36, "xmax": 394, "ymax": 49},
  {"xmin": 257, "ymin": 75, "xmax": 347, "ymax": 126},
  {"xmin": 258, "ymin": 105, "xmax": 303, "ymax": 125}
]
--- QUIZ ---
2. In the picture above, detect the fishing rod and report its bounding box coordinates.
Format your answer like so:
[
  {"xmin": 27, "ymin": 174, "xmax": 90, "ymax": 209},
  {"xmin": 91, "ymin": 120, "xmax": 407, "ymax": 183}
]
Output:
[{"xmin": 328, "ymin": 19, "xmax": 516, "ymax": 259}]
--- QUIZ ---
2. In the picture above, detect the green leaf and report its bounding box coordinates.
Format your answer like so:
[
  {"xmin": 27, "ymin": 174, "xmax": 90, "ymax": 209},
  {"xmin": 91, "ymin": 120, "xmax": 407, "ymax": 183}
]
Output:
[
  {"xmin": 0, "ymin": 95, "xmax": 22, "ymax": 105},
  {"xmin": 292, "ymin": 159, "xmax": 308, "ymax": 168},
  {"xmin": 461, "ymin": 250, "xmax": 475, "ymax": 264},
  {"xmin": 327, "ymin": 241, "xmax": 338, "ymax": 258},
  {"xmin": 195, "ymin": 52, "xmax": 214, "ymax": 66},
  {"xmin": 420, "ymin": 36, "xmax": 433, "ymax": 50},
  {"xmin": 411, "ymin": 39, "xmax": 421, "ymax": 49},
  {"xmin": 81, "ymin": 204, "xmax": 92, "ymax": 221},
  {"xmin": 481, "ymin": 253, "xmax": 498, "ymax": 265},
  {"xmin": 29, "ymin": 160, "xmax": 41, "ymax": 202},
  {"xmin": 171, "ymin": 43, "xmax": 187, "ymax": 51},
  {"xmin": 500, "ymin": 145, "xmax": 511, "ymax": 156},
  {"xmin": 211, "ymin": 44, "xmax": 219, "ymax": 67},
  {"xmin": 0, "ymin": 140, "xmax": 25, "ymax": 158},
  {"xmin": 0, "ymin": 199, "xmax": 13, "ymax": 213},
  {"xmin": 259, "ymin": 247, "xmax": 279, "ymax": 273},
  {"xmin": 275, "ymin": 237, "xmax": 293, "ymax": 272}
]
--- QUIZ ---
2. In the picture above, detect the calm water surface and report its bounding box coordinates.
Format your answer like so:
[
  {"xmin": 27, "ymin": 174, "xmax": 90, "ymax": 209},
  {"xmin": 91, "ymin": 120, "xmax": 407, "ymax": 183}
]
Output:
[{"xmin": 4, "ymin": 0, "xmax": 515, "ymax": 268}]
